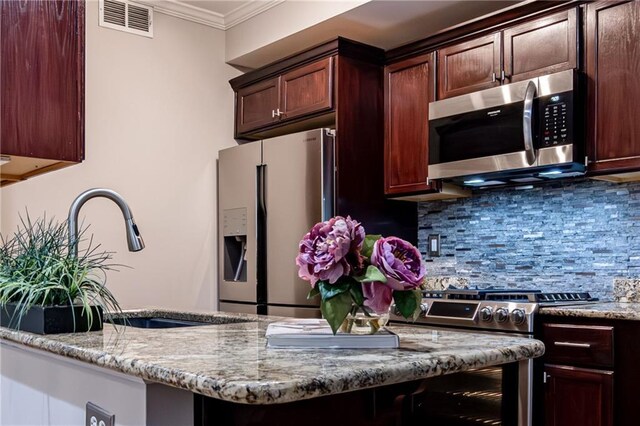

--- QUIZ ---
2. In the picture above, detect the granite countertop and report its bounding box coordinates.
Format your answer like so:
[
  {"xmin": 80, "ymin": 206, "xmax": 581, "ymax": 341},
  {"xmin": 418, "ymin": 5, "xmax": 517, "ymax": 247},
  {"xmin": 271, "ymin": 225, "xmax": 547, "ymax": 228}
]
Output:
[
  {"xmin": 0, "ymin": 308, "xmax": 544, "ymax": 405},
  {"xmin": 539, "ymin": 302, "xmax": 640, "ymax": 321}
]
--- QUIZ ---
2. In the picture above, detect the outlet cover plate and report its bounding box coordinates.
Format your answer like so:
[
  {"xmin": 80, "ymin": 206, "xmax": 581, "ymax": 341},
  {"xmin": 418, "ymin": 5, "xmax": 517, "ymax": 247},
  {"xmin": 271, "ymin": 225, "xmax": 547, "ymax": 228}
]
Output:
[{"xmin": 86, "ymin": 402, "xmax": 115, "ymax": 426}]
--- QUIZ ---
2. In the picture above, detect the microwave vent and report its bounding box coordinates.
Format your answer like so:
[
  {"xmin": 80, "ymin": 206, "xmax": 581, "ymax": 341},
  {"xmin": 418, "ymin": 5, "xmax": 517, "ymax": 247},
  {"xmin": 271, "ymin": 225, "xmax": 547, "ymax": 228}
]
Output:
[{"xmin": 100, "ymin": 0, "xmax": 153, "ymax": 38}]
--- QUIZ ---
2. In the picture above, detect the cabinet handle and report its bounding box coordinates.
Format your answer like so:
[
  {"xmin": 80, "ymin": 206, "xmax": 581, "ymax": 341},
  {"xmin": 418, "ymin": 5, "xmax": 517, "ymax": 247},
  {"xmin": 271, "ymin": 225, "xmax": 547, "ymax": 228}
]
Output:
[
  {"xmin": 501, "ymin": 70, "xmax": 509, "ymax": 82},
  {"xmin": 491, "ymin": 72, "xmax": 497, "ymax": 83},
  {"xmin": 272, "ymin": 108, "xmax": 283, "ymax": 119},
  {"xmin": 553, "ymin": 341, "xmax": 592, "ymax": 349}
]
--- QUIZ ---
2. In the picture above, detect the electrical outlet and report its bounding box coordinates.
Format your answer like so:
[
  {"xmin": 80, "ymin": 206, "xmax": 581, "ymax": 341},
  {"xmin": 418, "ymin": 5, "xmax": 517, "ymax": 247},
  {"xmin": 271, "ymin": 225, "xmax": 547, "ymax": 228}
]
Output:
[
  {"xmin": 86, "ymin": 402, "xmax": 115, "ymax": 426},
  {"xmin": 428, "ymin": 234, "xmax": 441, "ymax": 257}
]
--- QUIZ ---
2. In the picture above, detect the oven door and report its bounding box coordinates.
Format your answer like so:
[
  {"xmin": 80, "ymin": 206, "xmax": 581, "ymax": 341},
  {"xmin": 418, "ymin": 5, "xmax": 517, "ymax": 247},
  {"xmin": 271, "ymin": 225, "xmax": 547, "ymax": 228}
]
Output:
[
  {"xmin": 390, "ymin": 324, "xmax": 533, "ymax": 426},
  {"xmin": 412, "ymin": 362, "xmax": 522, "ymax": 426},
  {"xmin": 428, "ymin": 70, "xmax": 577, "ymax": 181}
]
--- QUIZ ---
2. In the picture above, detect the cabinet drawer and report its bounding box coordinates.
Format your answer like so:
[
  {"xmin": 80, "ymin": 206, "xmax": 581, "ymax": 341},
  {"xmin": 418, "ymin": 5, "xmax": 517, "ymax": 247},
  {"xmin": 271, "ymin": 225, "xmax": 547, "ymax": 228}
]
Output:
[{"xmin": 543, "ymin": 323, "xmax": 614, "ymax": 368}]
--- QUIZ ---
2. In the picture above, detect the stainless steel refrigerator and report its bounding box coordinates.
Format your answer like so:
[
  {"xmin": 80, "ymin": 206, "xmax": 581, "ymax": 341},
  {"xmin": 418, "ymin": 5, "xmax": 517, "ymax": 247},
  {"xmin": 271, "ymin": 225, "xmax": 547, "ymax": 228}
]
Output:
[{"xmin": 217, "ymin": 129, "xmax": 335, "ymax": 317}]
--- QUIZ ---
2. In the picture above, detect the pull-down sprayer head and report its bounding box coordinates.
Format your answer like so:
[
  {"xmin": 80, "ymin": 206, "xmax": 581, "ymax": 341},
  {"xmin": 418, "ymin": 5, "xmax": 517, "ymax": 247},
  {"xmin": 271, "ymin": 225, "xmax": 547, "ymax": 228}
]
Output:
[{"xmin": 68, "ymin": 188, "xmax": 145, "ymax": 257}]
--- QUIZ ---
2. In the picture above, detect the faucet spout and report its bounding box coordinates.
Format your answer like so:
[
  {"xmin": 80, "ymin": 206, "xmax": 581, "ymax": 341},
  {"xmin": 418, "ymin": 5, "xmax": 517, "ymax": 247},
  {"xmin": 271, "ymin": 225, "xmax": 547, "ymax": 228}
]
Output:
[{"xmin": 68, "ymin": 188, "xmax": 145, "ymax": 257}]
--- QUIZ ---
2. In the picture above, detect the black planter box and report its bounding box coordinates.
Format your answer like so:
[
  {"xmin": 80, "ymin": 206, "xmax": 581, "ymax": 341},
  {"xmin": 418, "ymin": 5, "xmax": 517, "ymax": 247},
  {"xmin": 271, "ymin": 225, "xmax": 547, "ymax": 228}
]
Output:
[{"xmin": 0, "ymin": 303, "xmax": 103, "ymax": 334}]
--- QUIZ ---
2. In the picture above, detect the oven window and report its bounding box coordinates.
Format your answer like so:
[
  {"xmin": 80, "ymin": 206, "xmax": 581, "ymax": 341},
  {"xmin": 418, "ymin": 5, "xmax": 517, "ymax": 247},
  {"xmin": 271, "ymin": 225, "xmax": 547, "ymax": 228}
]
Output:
[
  {"xmin": 413, "ymin": 363, "xmax": 520, "ymax": 426},
  {"xmin": 429, "ymin": 100, "xmax": 527, "ymax": 165}
]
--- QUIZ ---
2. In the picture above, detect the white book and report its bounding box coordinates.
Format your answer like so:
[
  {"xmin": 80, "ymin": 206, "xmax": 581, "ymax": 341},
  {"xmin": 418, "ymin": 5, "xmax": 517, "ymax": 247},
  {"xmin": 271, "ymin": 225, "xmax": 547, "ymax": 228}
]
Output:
[{"xmin": 265, "ymin": 319, "xmax": 399, "ymax": 349}]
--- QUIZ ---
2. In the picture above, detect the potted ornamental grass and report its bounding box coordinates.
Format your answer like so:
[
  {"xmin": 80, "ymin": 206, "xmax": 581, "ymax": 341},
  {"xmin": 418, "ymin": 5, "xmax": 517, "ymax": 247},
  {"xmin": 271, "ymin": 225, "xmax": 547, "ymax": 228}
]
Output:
[
  {"xmin": 0, "ymin": 213, "xmax": 122, "ymax": 334},
  {"xmin": 296, "ymin": 216, "xmax": 426, "ymax": 334}
]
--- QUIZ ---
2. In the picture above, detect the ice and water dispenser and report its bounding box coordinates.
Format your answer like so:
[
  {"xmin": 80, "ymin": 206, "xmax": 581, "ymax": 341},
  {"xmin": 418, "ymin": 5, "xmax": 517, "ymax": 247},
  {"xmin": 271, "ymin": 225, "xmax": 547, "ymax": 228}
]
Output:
[{"xmin": 222, "ymin": 208, "xmax": 247, "ymax": 282}]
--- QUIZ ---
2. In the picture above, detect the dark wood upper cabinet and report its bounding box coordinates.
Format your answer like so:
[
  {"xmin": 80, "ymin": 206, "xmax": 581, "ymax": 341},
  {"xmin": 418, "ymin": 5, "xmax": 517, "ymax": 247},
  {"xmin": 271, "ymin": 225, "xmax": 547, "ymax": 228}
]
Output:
[
  {"xmin": 436, "ymin": 8, "xmax": 579, "ymax": 100},
  {"xmin": 233, "ymin": 56, "xmax": 335, "ymax": 139},
  {"xmin": 437, "ymin": 33, "xmax": 501, "ymax": 99},
  {"xmin": 384, "ymin": 53, "xmax": 438, "ymax": 195},
  {"xmin": 1, "ymin": 0, "xmax": 85, "ymax": 185},
  {"xmin": 544, "ymin": 364, "xmax": 613, "ymax": 426},
  {"xmin": 236, "ymin": 77, "xmax": 280, "ymax": 135},
  {"xmin": 280, "ymin": 57, "xmax": 333, "ymax": 122},
  {"xmin": 503, "ymin": 8, "xmax": 577, "ymax": 83},
  {"xmin": 586, "ymin": 0, "xmax": 640, "ymax": 176}
]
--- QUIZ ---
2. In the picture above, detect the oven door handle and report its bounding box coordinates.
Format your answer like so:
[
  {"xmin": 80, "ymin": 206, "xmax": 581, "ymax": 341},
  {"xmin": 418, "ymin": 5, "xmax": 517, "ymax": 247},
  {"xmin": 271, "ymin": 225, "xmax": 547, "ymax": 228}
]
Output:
[{"xmin": 522, "ymin": 80, "xmax": 537, "ymax": 166}]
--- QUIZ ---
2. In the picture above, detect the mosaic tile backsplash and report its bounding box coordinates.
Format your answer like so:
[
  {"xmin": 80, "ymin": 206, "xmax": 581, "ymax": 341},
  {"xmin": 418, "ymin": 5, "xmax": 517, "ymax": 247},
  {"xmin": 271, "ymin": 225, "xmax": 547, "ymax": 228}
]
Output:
[{"xmin": 418, "ymin": 178, "xmax": 640, "ymax": 300}]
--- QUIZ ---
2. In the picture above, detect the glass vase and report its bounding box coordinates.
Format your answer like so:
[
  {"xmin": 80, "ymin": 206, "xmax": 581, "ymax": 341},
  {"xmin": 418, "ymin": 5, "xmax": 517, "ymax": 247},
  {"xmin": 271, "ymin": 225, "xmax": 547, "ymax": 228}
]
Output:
[{"xmin": 339, "ymin": 305, "xmax": 389, "ymax": 335}]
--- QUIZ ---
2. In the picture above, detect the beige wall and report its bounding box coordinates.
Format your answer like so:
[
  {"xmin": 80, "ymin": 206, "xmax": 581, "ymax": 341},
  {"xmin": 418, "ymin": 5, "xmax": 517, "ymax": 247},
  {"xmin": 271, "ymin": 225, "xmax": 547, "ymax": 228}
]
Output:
[
  {"xmin": 0, "ymin": 1, "xmax": 240, "ymax": 310},
  {"xmin": 225, "ymin": 0, "xmax": 367, "ymax": 68}
]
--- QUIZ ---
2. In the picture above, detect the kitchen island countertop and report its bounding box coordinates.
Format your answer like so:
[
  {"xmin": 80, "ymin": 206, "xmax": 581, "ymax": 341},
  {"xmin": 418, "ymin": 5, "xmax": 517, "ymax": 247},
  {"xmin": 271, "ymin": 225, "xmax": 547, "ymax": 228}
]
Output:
[
  {"xmin": 0, "ymin": 308, "xmax": 544, "ymax": 405},
  {"xmin": 539, "ymin": 302, "xmax": 640, "ymax": 321}
]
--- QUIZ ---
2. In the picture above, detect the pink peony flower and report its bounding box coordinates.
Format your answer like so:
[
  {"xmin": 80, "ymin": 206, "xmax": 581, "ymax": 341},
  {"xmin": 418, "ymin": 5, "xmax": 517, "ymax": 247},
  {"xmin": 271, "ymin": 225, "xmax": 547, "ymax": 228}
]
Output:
[
  {"xmin": 295, "ymin": 216, "xmax": 365, "ymax": 286},
  {"xmin": 364, "ymin": 237, "xmax": 426, "ymax": 313}
]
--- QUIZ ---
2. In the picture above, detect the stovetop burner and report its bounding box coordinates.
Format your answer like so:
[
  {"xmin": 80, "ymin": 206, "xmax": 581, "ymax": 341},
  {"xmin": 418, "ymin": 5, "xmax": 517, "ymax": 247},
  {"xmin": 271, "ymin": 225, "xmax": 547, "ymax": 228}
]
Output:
[{"xmin": 422, "ymin": 287, "xmax": 597, "ymax": 304}]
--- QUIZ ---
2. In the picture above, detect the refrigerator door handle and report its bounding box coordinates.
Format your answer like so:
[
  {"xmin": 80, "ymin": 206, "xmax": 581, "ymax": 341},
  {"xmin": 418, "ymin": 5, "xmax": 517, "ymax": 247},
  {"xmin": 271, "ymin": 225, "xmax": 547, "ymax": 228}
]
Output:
[
  {"xmin": 321, "ymin": 130, "xmax": 336, "ymax": 221},
  {"xmin": 256, "ymin": 164, "xmax": 268, "ymax": 310}
]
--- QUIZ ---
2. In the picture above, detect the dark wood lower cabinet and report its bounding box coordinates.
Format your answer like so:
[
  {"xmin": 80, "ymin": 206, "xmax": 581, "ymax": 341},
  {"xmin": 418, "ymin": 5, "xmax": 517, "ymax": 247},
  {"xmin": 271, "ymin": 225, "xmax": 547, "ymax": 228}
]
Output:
[
  {"xmin": 536, "ymin": 316, "xmax": 640, "ymax": 426},
  {"xmin": 544, "ymin": 364, "xmax": 613, "ymax": 426}
]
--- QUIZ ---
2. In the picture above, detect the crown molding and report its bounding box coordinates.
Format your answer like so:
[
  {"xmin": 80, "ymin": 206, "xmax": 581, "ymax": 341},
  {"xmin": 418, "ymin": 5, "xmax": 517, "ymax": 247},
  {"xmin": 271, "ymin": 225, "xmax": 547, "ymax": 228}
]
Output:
[
  {"xmin": 224, "ymin": 0, "xmax": 285, "ymax": 28},
  {"xmin": 136, "ymin": 0, "xmax": 284, "ymax": 30}
]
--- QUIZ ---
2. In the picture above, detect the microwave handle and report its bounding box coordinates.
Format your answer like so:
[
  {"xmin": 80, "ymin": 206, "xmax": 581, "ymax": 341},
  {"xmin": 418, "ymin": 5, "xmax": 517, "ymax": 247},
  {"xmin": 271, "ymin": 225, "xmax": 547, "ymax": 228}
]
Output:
[{"xmin": 523, "ymin": 81, "xmax": 537, "ymax": 166}]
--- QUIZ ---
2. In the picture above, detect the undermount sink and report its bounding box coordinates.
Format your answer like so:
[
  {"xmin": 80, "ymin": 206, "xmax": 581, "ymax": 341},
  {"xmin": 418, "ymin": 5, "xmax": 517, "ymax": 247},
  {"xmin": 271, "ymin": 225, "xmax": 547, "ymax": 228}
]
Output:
[
  {"xmin": 109, "ymin": 317, "xmax": 210, "ymax": 329},
  {"xmin": 106, "ymin": 313, "xmax": 255, "ymax": 329}
]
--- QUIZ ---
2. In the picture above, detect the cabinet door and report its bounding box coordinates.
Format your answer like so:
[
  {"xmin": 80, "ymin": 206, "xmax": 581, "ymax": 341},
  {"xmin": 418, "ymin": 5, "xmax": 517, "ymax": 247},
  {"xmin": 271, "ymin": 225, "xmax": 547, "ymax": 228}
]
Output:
[
  {"xmin": 1, "ymin": 0, "xmax": 84, "ymax": 162},
  {"xmin": 503, "ymin": 8, "xmax": 577, "ymax": 83},
  {"xmin": 586, "ymin": 0, "xmax": 640, "ymax": 174},
  {"xmin": 544, "ymin": 365, "xmax": 613, "ymax": 426},
  {"xmin": 384, "ymin": 53, "xmax": 438, "ymax": 195},
  {"xmin": 437, "ymin": 33, "xmax": 501, "ymax": 99},
  {"xmin": 280, "ymin": 57, "xmax": 333, "ymax": 122},
  {"xmin": 236, "ymin": 77, "xmax": 280, "ymax": 135}
]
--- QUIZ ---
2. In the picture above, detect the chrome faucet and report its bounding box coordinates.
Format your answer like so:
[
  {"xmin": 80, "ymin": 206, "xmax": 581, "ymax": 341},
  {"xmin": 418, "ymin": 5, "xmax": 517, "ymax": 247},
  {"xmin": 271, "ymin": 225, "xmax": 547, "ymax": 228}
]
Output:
[{"xmin": 68, "ymin": 188, "xmax": 145, "ymax": 257}]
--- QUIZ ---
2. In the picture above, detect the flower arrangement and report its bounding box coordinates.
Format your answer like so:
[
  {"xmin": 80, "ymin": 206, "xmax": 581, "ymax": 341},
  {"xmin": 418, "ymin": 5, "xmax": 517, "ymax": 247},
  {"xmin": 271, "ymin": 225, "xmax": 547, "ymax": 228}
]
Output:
[{"xmin": 296, "ymin": 216, "xmax": 425, "ymax": 334}]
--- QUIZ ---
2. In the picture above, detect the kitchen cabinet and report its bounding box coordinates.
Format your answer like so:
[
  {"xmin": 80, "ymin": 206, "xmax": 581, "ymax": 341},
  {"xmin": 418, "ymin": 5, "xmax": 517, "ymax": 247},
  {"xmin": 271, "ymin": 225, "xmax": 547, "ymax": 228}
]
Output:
[
  {"xmin": 540, "ymin": 323, "xmax": 614, "ymax": 426},
  {"xmin": 384, "ymin": 53, "xmax": 439, "ymax": 195},
  {"xmin": 230, "ymin": 38, "xmax": 418, "ymax": 244},
  {"xmin": 585, "ymin": 0, "xmax": 640, "ymax": 177},
  {"xmin": 544, "ymin": 365, "xmax": 613, "ymax": 426},
  {"xmin": 0, "ymin": 0, "xmax": 85, "ymax": 186},
  {"xmin": 503, "ymin": 9, "xmax": 577, "ymax": 83},
  {"xmin": 235, "ymin": 77, "xmax": 280, "ymax": 135},
  {"xmin": 437, "ymin": 33, "xmax": 501, "ymax": 99},
  {"xmin": 536, "ymin": 316, "xmax": 640, "ymax": 426},
  {"xmin": 436, "ymin": 8, "xmax": 577, "ymax": 99},
  {"xmin": 234, "ymin": 57, "xmax": 333, "ymax": 138}
]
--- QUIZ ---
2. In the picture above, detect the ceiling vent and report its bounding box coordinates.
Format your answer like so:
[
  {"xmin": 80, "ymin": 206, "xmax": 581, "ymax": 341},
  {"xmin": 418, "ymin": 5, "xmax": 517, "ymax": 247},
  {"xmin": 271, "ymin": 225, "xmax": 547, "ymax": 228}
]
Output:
[{"xmin": 99, "ymin": 0, "xmax": 153, "ymax": 38}]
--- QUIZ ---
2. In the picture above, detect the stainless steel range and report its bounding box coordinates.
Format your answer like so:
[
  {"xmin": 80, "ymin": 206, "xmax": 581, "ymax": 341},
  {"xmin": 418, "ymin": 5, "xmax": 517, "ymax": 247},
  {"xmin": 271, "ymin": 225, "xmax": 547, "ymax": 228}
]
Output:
[
  {"xmin": 391, "ymin": 288, "xmax": 597, "ymax": 334},
  {"xmin": 390, "ymin": 288, "xmax": 597, "ymax": 426}
]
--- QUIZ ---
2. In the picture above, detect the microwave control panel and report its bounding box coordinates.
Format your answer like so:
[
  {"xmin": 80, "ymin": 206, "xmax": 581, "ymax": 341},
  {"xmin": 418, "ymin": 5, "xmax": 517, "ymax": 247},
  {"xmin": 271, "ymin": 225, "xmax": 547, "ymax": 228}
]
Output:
[{"xmin": 540, "ymin": 92, "xmax": 572, "ymax": 147}]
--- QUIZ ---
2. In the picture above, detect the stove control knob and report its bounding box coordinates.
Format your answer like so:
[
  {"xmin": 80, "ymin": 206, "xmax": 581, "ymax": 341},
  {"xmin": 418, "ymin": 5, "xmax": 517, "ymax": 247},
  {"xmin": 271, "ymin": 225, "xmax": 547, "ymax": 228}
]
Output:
[
  {"xmin": 479, "ymin": 307, "xmax": 493, "ymax": 322},
  {"xmin": 511, "ymin": 309, "xmax": 526, "ymax": 325},
  {"xmin": 420, "ymin": 303, "xmax": 429, "ymax": 317},
  {"xmin": 495, "ymin": 308, "xmax": 509, "ymax": 323}
]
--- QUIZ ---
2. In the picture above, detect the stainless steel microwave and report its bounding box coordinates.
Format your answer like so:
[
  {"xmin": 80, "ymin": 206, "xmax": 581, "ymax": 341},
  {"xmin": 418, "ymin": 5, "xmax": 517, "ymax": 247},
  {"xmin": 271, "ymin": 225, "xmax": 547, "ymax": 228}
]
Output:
[{"xmin": 428, "ymin": 70, "xmax": 585, "ymax": 187}]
